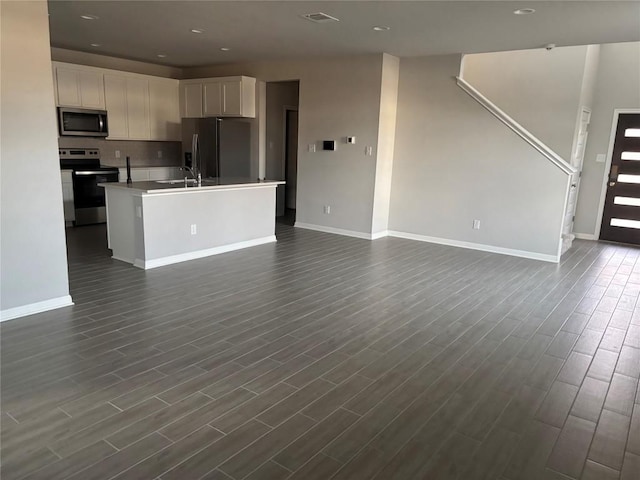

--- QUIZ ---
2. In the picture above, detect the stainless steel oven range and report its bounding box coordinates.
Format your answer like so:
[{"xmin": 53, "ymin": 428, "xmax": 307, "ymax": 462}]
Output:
[{"xmin": 59, "ymin": 148, "xmax": 119, "ymax": 225}]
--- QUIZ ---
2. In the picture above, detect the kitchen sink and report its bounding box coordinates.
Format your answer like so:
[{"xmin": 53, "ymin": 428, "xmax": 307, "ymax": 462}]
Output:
[{"xmin": 156, "ymin": 179, "xmax": 197, "ymax": 184}]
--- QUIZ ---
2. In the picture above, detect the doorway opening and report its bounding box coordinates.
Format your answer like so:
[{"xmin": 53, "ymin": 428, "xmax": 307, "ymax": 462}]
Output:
[
  {"xmin": 599, "ymin": 112, "xmax": 640, "ymax": 245},
  {"xmin": 265, "ymin": 81, "xmax": 299, "ymax": 226},
  {"xmin": 284, "ymin": 108, "xmax": 299, "ymax": 225}
]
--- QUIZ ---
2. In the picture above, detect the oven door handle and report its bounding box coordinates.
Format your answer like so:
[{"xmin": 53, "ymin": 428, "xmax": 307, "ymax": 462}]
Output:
[{"xmin": 74, "ymin": 170, "xmax": 116, "ymax": 176}]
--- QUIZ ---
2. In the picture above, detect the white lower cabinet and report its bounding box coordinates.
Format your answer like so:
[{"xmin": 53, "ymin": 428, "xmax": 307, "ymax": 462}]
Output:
[
  {"xmin": 118, "ymin": 167, "xmax": 183, "ymax": 182},
  {"xmin": 61, "ymin": 170, "xmax": 75, "ymax": 225}
]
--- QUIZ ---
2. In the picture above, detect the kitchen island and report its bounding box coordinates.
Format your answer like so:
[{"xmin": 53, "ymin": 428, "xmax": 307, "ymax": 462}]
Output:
[{"xmin": 101, "ymin": 178, "xmax": 284, "ymax": 269}]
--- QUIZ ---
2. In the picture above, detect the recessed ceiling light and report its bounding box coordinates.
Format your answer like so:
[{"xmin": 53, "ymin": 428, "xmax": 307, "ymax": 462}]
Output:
[
  {"xmin": 80, "ymin": 14, "xmax": 99, "ymax": 20},
  {"xmin": 90, "ymin": 43, "xmax": 101, "ymax": 47},
  {"xmin": 372, "ymin": 26, "xmax": 391, "ymax": 31},
  {"xmin": 513, "ymin": 8, "xmax": 536, "ymax": 15},
  {"xmin": 157, "ymin": 54, "xmax": 167, "ymax": 58},
  {"xmin": 190, "ymin": 28, "xmax": 204, "ymax": 34},
  {"xmin": 220, "ymin": 47, "xmax": 231, "ymax": 51}
]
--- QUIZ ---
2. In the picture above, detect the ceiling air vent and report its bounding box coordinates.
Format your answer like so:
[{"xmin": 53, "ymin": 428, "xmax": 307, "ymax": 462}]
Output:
[{"xmin": 301, "ymin": 12, "xmax": 340, "ymax": 23}]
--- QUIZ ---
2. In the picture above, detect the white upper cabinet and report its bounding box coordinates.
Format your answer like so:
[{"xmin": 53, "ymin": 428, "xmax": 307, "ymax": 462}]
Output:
[
  {"xmin": 125, "ymin": 77, "xmax": 150, "ymax": 140},
  {"xmin": 53, "ymin": 62, "xmax": 180, "ymax": 142},
  {"xmin": 104, "ymin": 75, "xmax": 129, "ymax": 139},
  {"xmin": 221, "ymin": 80, "xmax": 242, "ymax": 116},
  {"xmin": 54, "ymin": 65, "xmax": 105, "ymax": 109},
  {"xmin": 149, "ymin": 78, "xmax": 181, "ymax": 141},
  {"xmin": 181, "ymin": 83, "xmax": 204, "ymax": 118},
  {"xmin": 180, "ymin": 76, "xmax": 256, "ymax": 118},
  {"xmin": 203, "ymin": 81, "xmax": 222, "ymax": 116},
  {"xmin": 104, "ymin": 74, "xmax": 150, "ymax": 140}
]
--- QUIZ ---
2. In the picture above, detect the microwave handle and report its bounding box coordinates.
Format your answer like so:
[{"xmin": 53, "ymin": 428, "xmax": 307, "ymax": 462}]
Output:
[{"xmin": 98, "ymin": 114, "xmax": 105, "ymax": 132}]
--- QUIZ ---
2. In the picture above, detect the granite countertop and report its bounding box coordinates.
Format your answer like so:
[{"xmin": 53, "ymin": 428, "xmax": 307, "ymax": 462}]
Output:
[{"xmin": 99, "ymin": 177, "xmax": 285, "ymax": 194}]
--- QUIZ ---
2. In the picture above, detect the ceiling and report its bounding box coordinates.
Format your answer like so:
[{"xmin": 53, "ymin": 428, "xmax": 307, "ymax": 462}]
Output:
[{"xmin": 48, "ymin": 1, "xmax": 640, "ymax": 68}]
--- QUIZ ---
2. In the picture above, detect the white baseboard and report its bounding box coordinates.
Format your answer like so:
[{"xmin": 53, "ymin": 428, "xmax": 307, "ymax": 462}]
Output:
[
  {"xmin": 294, "ymin": 222, "xmax": 383, "ymax": 240},
  {"xmin": 134, "ymin": 235, "xmax": 277, "ymax": 270},
  {"xmin": 0, "ymin": 295, "xmax": 74, "ymax": 322},
  {"xmin": 574, "ymin": 232, "xmax": 597, "ymax": 241},
  {"xmin": 387, "ymin": 230, "xmax": 560, "ymax": 263},
  {"xmin": 371, "ymin": 230, "xmax": 389, "ymax": 240}
]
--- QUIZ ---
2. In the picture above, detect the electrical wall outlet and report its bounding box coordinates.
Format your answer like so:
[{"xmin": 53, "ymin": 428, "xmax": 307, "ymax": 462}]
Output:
[
  {"xmin": 473, "ymin": 220, "xmax": 481, "ymax": 230},
  {"xmin": 308, "ymin": 144, "xmax": 316, "ymax": 153},
  {"xmin": 365, "ymin": 146, "xmax": 373, "ymax": 156},
  {"xmin": 157, "ymin": 150, "xmax": 163, "ymax": 159},
  {"xmin": 190, "ymin": 224, "xmax": 197, "ymax": 235},
  {"xmin": 323, "ymin": 205, "xmax": 331, "ymax": 214},
  {"xmin": 115, "ymin": 150, "xmax": 121, "ymax": 159}
]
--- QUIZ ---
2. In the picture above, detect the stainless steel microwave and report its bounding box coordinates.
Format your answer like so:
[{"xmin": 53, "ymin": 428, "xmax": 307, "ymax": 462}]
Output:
[{"xmin": 58, "ymin": 107, "xmax": 108, "ymax": 137}]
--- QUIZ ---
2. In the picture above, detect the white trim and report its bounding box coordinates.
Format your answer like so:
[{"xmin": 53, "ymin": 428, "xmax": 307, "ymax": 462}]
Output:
[
  {"xmin": 574, "ymin": 233, "xmax": 597, "ymax": 240},
  {"xmin": 455, "ymin": 77, "xmax": 575, "ymax": 176},
  {"xmin": 371, "ymin": 230, "xmax": 389, "ymax": 240},
  {"xmin": 387, "ymin": 231, "xmax": 560, "ymax": 263},
  {"xmin": 294, "ymin": 222, "xmax": 379, "ymax": 240},
  {"xmin": 594, "ymin": 108, "xmax": 640, "ymax": 240},
  {"xmin": 0, "ymin": 295, "xmax": 74, "ymax": 322},
  {"xmin": 133, "ymin": 235, "xmax": 277, "ymax": 270}
]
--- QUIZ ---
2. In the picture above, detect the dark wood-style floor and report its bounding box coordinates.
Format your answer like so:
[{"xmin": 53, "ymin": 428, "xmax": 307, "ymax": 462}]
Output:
[{"xmin": 1, "ymin": 224, "xmax": 639, "ymax": 480}]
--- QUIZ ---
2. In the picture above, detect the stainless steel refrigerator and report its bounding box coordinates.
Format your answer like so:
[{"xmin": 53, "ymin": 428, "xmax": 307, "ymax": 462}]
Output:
[{"xmin": 181, "ymin": 117, "xmax": 251, "ymax": 178}]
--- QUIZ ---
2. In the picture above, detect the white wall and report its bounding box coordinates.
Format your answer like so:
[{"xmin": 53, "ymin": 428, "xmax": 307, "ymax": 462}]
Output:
[
  {"xmin": 1, "ymin": 1, "xmax": 72, "ymax": 319},
  {"xmin": 389, "ymin": 55, "xmax": 568, "ymax": 260},
  {"xmin": 463, "ymin": 46, "xmax": 592, "ymax": 160},
  {"xmin": 184, "ymin": 55, "xmax": 385, "ymax": 235},
  {"xmin": 574, "ymin": 42, "xmax": 640, "ymax": 236},
  {"xmin": 371, "ymin": 54, "xmax": 400, "ymax": 235}
]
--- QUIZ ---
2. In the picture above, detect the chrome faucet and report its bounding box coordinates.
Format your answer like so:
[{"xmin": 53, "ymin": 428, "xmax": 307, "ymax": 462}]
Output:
[{"xmin": 180, "ymin": 166, "xmax": 202, "ymax": 186}]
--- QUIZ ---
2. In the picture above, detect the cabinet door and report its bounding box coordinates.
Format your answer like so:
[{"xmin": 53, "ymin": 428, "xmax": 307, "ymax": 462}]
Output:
[
  {"xmin": 126, "ymin": 77, "xmax": 150, "ymax": 140},
  {"xmin": 55, "ymin": 68, "xmax": 81, "ymax": 106},
  {"xmin": 104, "ymin": 75, "xmax": 129, "ymax": 139},
  {"xmin": 182, "ymin": 83, "xmax": 203, "ymax": 118},
  {"xmin": 222, "ymin": 80, "xmax": 241, "ymax": 116},
  {"xmin": 203, "ymin": 81, "xmax": 222, "ymax": 116},
  {"xmin": 149, "ymin": 79, "xmax": 180, "ymax": 141},
  {"xmin": 78, "ymin": 71, "xmax": 105, "ymax": 109}
]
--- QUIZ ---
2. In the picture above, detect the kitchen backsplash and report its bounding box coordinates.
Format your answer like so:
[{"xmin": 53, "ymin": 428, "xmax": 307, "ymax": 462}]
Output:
[{"xmin": 58, "ymin": 137, "xmax": 182, "ymax": 168}]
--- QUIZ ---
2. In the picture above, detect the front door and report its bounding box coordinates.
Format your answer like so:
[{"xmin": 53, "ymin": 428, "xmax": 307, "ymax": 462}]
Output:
[{"xmin": 600, "ymin": 113, "xmax": 640, "ymax": 245}]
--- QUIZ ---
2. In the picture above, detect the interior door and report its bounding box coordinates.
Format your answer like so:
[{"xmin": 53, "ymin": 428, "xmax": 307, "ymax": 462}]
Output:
[{"xmin": 600, "ymin": 113, "xmax": 640, "ymax": 244}]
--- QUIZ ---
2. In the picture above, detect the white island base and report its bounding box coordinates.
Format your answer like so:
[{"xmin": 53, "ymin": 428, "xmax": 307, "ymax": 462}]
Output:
[{"xmin": 102, "ymin": 179, "xmax": 283, "ymax": 269}]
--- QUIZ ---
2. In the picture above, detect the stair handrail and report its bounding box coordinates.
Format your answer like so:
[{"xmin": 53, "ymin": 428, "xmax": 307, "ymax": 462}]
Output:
[{"xmin": 455, "ymin": 76, "xmax": 576, "ymax": 176}]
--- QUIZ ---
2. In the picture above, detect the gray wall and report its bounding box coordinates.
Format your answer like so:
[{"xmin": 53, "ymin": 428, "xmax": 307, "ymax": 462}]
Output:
[
  {"xmin": 1, "ymin": 1, "xmax": 71, "ymax": 313},
  {"xmin": 51, "ymin": 47, "xmax": 182, "ymax": 78},
  {"xmin": 389, "ymin": 55, "xmax": 568, "ymax": 258},
  {"xmin": 184, "ymin": 55, "xmax": 385, "ymax": 235},
  {"xmin": 574, "ymin": 42, "xmax": 640, "ymax": 236},
  {"xmin": 463, "ymin": 46, "xmax": 592, "ymax": 160}
]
